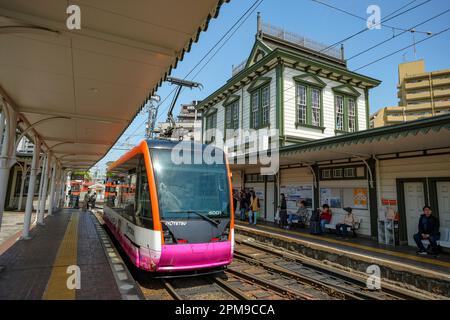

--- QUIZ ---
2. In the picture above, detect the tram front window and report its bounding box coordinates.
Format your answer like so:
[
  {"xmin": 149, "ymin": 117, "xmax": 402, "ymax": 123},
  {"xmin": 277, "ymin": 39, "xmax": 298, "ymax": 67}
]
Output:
[{"xmin": 150, "ymin": 148, "xmax": 230, "ymax": 220}]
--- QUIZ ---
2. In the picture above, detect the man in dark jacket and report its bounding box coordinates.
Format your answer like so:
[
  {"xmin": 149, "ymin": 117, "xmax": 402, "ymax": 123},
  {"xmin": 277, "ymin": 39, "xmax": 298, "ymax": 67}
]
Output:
[{"xmin": 413, "ymin": 205, "xmax": 440, "ymax": 255}]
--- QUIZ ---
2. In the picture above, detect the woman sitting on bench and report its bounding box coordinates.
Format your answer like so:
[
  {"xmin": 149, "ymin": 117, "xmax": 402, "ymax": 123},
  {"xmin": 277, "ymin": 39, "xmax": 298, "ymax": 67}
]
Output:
[{"xmin": 336, "ymin": 207, "xmax": 355, "ymax": 239}]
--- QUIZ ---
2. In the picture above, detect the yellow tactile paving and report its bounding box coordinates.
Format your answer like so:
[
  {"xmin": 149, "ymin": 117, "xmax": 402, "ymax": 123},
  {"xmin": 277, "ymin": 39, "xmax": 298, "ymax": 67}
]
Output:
[
  {"xmin": 43, "ymin": 212, "xmax": 79, "ymax": 300},
  {"xmin": 239, "ymin": 223, "xmax": 450, "ymax": 269}
]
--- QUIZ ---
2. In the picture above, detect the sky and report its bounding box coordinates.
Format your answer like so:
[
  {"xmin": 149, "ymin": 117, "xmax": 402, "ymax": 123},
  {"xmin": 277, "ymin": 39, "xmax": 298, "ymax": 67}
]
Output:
[{"xmin": 93, "ymin": 0, "xmax": 450, "ymax": 173}]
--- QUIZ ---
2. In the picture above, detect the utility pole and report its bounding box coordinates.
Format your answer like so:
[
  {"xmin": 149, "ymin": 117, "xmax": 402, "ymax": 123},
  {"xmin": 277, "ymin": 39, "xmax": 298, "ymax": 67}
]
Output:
[{"xmin": 145, "ymin": 95, "xmax": 161, "ymax": 139}]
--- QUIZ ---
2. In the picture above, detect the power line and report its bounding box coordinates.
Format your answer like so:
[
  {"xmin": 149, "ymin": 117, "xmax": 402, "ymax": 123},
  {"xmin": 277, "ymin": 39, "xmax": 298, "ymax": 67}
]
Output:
[
  {"xmin": 122, "ymin": 0, "xmax": 265, "ymax": 142},
  {"xmin": 348, "ymin": 9, "xmax": 449, "ymax": 60},
  {"xmin": 310, "ymin": 0, "xmax": 431, "ymax": 34},
  {"xmin": 354, "ymin": 26, "xmax": 450, "ymax": 71},
  {"xmin": 318, "ymin": 0, "xmax": 432, "ymax": 54},
  {"xmin": 154, "ymin": 0, "xmax": 265, "ymax": 125}
]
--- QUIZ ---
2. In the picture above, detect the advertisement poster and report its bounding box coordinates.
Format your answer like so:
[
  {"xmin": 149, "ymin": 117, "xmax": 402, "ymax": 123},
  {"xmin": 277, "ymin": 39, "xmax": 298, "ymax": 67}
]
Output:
[
  {"xmin": 352, "ymin": 188, "xmax": 368, "ymax": 209},
  {"xmin": 280, "ymin": 185, "xmax": 313, "ymax": 214}
]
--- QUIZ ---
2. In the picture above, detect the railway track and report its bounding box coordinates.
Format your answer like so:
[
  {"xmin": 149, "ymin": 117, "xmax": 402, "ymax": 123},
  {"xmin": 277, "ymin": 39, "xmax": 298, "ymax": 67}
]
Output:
[
  {"xmin": 99, "ymin": 210, "xmax": 431, "ymax": 300},
  {"xmin": 234, "ymin": 235, "xmax": 426, "ymax": 300}
]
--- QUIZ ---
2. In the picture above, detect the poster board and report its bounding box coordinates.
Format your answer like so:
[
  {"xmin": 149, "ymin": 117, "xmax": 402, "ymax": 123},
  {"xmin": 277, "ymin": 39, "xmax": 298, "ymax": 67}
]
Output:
[
  {"xmin": 320, "ymin": 187, "xmax": 368, "ymax": 210},
  {"xmin": 280, "ymin": 185, "xmax": 313, "ymax": 214}
]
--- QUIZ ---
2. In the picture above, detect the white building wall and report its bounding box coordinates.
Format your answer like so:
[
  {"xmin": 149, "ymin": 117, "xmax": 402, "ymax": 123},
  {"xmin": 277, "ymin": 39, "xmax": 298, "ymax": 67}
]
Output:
[
  {"xmin": 204, "ymin": 69, "xmax": 277, "ymax": 148},
  {"xmin": 379, "ymin": 154, "xmax": 450, "ymax": 204},
  {"xmin": 283, "ymin": 67, "xmax": 368, "ymax": 139}
]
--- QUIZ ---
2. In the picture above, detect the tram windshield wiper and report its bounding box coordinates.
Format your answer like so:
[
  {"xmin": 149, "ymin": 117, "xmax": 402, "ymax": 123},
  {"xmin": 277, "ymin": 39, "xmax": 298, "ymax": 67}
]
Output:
[{"xmin": 166, "ymin": 210, "xmax": 220, "ymax": 227}]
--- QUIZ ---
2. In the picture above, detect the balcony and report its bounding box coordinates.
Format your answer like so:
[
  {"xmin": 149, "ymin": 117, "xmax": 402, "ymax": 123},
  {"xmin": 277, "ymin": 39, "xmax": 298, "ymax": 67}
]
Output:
[
  {"xmin": 432, "ymin": 77, "xmax": 450, "ymax": 87},
  {"xmin": 385, "ymin": 114, "xmax": 405, "ymax": 123},
  {"xmin": 405, "ymin": 80, "xmax": 429, "ymax": 90},
  {"xmin": 433, "ymin": 88, "xmax": 450, "ymax": 98},
  {"xmin": 406, "ymin": 91, "xmax": 431, "ymax": 101}
]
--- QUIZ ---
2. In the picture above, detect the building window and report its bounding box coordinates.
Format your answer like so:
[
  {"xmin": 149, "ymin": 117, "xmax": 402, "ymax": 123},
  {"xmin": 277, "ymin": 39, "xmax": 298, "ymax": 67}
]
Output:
[
  {"xmin": 321, "ymin": 165, "xmax": 366, "ymax": 180},
  {"xmin": 321, "ymin": 169, "xmax": 331, "ymax": 179},
  {"xmin": 251, "ymin": 91, "xmax": 260, "ymax": 128},
  {"xmin": 344, "ymin": 167, "xmax": 355, "ymax": 178},
  {"xmin": 296, "ymin": 83, "xmax": 323, "ymax": 128},
  {"xmin": 261, "ymin": 86, "xmax": 270, "ymax": 126},
  {"xmin": 348, "ymin": 98, "xmax": 356, "ymax": 132},
  {"xmin": 311, "ymin": 87, "xmax": 321, "ymax": 126},
  {"xmin": 205, "ymin": 112, "xmax": 217, "ymax": 143},
  {"xmin": 335, "ymin": 95, "xmax": 344, "ymax": 131},
  {"xmin": 297, "ymin": 84, "xmax": 307, "ymax": 124},
  {"xmin": 250, "ymin": 84, "xmax": 270, "ymax": 129},
  {"xmin": 225, "ymin": 100, "xmax": 239, "ymax": 133},
  {"xmin": 333, "ymin": 168, "xmax": 343, "ymax": 178},
  {"xmin": 335, "ymin": 94, "xmax": 358, "ymax": 133}
]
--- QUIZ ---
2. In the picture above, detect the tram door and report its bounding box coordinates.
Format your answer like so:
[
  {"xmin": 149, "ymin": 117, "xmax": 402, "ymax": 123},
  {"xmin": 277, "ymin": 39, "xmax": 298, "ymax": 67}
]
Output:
[
  {"xmin": 437, "ymin": 181, "xmax": 450, "ymax": 228},
  {"xmin": 404, "ymin": 182, "xmax": 426, "ymax": 246}
]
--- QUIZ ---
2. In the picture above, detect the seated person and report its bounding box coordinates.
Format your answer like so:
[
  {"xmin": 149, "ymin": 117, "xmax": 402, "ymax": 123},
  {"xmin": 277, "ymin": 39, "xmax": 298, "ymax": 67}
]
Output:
[
  {"xmin": 414, "ymin": 205, "xmax": 440, "ymax": 255},
  {"xmin": 319, "ymin": 204, "xmax": 332, "ymax": 234},
  {"xmin": 336, "ymin": 207, "xmax": 355, "ymax": 238},
  {"xmin": 289, "ymin": 200, "xmax": 308, "ymax": 228}
]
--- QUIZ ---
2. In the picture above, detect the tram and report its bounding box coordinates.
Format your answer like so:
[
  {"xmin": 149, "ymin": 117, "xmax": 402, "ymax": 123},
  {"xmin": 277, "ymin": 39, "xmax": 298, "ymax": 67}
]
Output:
[{"xmin": 103, "ymin": 139, "xmax": 234, "ymax": 273}]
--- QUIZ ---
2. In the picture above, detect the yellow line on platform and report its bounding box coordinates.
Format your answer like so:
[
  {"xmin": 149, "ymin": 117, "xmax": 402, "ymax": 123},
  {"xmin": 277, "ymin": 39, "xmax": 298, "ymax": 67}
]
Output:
[
  {"xmin": 238, "ymin": 223, "xmax": 450, "ymax": 269},
  {"xmin": 43, "ymin": 212, "xmax": 79, "ymax": 300}
]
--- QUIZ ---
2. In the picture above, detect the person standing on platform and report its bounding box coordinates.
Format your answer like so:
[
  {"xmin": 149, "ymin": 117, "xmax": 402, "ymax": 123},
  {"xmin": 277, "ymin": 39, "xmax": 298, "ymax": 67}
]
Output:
[
  {"xmin": 279, "ymin": 193, "xmax": 288, "ymax": 229},
  {"xmin": 83, "ymin": 192, "xmax": 90, "ymax": 211},
  {"xmin": 239, "ymin": 191, "xmax": 248, "ymax": 221},
  {"xmin": 249, "ymin": 191, "xmax": 260, "ymax": 226},
  {"xmin": 319, "ymin": 204, "xmax": 332, "ymax": 234},
  {"xmin": 414, "ymin": 205, "xmax": 440, "ymax": 255}
]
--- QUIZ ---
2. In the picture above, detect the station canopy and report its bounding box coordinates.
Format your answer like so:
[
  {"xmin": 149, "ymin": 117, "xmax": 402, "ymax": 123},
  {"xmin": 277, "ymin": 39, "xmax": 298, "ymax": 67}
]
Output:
[
  {"xmin": 280, "ymin": 114, "xmax": 450, "ymax": 166},
  {"xmin": 0, "ymin": 0, "xmax": 228, "ymax": 169}
]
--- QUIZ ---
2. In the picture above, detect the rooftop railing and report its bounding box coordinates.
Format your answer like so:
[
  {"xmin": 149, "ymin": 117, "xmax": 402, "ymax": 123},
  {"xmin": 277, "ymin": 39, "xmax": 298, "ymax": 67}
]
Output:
[{"xmin": 261, "ymin": 22, "xmax": 344, "ymax": 61}]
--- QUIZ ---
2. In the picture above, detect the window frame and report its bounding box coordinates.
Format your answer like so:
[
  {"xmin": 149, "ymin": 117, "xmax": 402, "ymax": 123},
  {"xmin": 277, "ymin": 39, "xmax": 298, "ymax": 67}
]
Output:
[
  {"xmin": 249, "ymin": 84, "xmax": 271, "ymax": 129},
  {"xmin": 204, "ymin": 110, "xmax": 217, "ymax": 144},
  {"xmin": 332, "ymin": 85, "xmax": 361, "ymax": 134},
  {"xmin": 293, "ymin": 76, "xmax": 325, "ymax": 131}
]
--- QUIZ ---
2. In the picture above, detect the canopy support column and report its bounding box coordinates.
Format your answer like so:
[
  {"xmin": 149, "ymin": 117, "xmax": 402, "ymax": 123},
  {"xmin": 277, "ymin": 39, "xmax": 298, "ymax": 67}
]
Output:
[
  {"xmin": 0, "ymin": 99, "xmax": 17, "ymax": 232},
  {"xmin": 37, "ymin": 154, "xmax": 51, "ymax": 224},
  {"xmin": 22, "ymin": 141, "xmax": 41, "ymax": 239},
  {"xmin": 48, "ymin": 161, "xmax": 57, "ymax": 215},
  {"xmin": 17, "ymin": 161, "xmax": 28, "ymax": 211}
]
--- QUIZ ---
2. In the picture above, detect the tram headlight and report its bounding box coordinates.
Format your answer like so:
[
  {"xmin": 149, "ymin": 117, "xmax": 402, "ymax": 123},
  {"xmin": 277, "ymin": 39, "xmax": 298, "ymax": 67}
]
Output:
[
  {"xmin": 162, "ymin": 225, "xmax": 175, "ymax": 244},
  {"xmin": 220, "ymin": 222, "xmax": 231, "ymax": 241}
]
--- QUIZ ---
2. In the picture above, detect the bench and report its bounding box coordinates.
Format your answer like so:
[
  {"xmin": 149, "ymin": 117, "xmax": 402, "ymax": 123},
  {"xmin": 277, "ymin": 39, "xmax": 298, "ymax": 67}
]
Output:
[
  {"xmin": 324, "ymin": 213, "xmax": 362, "ymax": 237},
  {"xmin": 421, "ymin": 227, "xmax": 450, "ymax": 249}
]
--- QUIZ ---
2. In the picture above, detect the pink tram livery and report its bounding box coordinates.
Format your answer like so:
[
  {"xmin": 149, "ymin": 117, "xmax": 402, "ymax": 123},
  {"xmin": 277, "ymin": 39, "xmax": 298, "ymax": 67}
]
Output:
[{"xmin": 103, "ymin": 139, "xmax": 235, "ymax": 273}]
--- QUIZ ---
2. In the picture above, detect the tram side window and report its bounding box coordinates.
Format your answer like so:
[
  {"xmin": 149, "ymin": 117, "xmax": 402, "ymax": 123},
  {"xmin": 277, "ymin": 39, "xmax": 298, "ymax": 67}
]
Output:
[
  {"xmin": 122, "ymin": 173, "xmax": 137, "ymax": 220},
  {"xmin": 136, "ymin": 157, "xmax": 153, "ymax": 229}
]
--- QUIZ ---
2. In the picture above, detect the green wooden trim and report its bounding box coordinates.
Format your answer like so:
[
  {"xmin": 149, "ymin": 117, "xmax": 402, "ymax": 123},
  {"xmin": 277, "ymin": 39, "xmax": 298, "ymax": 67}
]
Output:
[
  {"xmin": 245, "ymin": 39, "xmax": 272, "ymax": 69},
  {"xmin": 204, "ymin": 107, "xmax": 217, "ymax": 117},
  {"xmin": 247, "ymin": 76, "xmax": 272, "ymax": 93},
  {"xmin": 332, "ymin": 84, "xmax": 361, "ymax": 97},
  {"xmin": 295, "ymin": 123, "xmax": 326, "ymax": 132},
  {"xmin": 293, "ymin": 73, "xmax": 326, "ymax": 88},
  {"xmin": 294, "ymin": 78, "xmax": 324, "ymax": 128},
  {"xmin": 196, "ymin": 47, "xmax": 380, "ymax": 111},
  {"xmin": 365, "ymin": 88, "xmax": 370, "ymax": 129},
  {"xmin": 276, "ymin": 63, "xmax": 281, "ymax": 131},
  {"xmin": 201, "ymin": 116, "xmax": 205, "ymax": 144},
  {"xmin": 281, "ymin": 114, "xmax": 450, "ymax": 153},
  {"xmin": 277, "ymin": 49, "xmax": 381, "ymax": 86},
  {"xmin": 222, "ymin": 94, "xmax": 240, "ymax": 107}
]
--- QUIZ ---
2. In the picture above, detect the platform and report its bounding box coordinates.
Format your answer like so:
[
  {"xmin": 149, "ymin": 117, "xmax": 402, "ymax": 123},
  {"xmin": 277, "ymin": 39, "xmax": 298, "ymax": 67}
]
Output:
[
  {"xmin": 235, "ymin": 221, "xmax": 450, "ymax": 297},
  {"xmin": 0, "ymin": 209, "xmax": 142, "ymax": 300}
]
